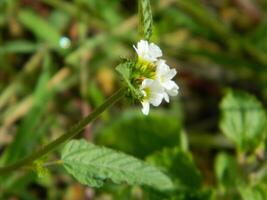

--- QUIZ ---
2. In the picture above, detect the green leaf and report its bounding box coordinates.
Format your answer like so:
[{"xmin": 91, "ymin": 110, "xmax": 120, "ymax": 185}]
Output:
[
  {"xmin": 220, "ymin": 90, "xmax": 267, "ymax": 152},
  {"xmin": 146, "ymin": 147, "xmax": 202, "ymax": 189},
  {"xmin": 61, "ymin": 139, "xmax": 174, "ymax": 191},
  {"xmin": 95, "ymin": 109, "xmax": 182, "ymax": 158},
  {"xmin": 19, "ymin": 9, "xmax": 61, "ymax": 47},
  {"xmin": 215, "ymin": 152, "xmax": 238, "ymax": 190},
  {"xmin": 138, "ymin": 0, "xmax": 153, "ymax": 40},
  {"xmin": 0, "ymin": 40, "xmax": 40, "ymax": 54},
  {"xmin": 144, "ymin": 187, "xmax": 214, "ymax": 200},
  {"xmin": 0, "ymin": 53, "xmax": 54, "ymax": 165},
  {"xmin": 65, "ymin": 34, "xmax": 106, "ymax": 65},
  {"xmin": 79, "ymin": 0, "xmax": 122, "ymax": 26},
  {"xmin": 239, "ymin": 185, "xmax": 267, "ymax": 200}
]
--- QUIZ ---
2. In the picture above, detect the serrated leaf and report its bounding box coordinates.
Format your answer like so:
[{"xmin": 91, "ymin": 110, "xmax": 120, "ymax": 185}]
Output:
[
  {"xmin": 220, "ymin": 90, "xmax": 267, "ymax": 152},
  {"xmin": 138, "ymin": 0, "xmax": 153, "ymax": 40},
  {"xmin": 61, "ymin": 139, "xmax": 174, "ymax": 191}
]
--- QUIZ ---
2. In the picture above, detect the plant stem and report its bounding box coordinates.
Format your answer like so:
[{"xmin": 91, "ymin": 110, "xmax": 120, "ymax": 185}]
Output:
[
  {"xmin": 43, "ymin": 160, "xmax": 64, "ymax": 167},
  {"xmin": 0, "ymin": 88, "xmax": 126, "ymax": 175}
]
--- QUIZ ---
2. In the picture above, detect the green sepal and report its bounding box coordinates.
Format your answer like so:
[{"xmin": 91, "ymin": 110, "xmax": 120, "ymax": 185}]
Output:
[{"xmin": 116, "ymin": 59, "xmax": 143, "ymax": 101}]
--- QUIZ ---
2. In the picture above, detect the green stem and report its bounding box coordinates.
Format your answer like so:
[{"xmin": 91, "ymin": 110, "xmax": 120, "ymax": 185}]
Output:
[
  {"xmin": 0, "ymin": 88, "xmax": 125, "ymax": 175},
  {"xmin": 43, "ymin": 160, "xmax": 64, "ymax": 167}
]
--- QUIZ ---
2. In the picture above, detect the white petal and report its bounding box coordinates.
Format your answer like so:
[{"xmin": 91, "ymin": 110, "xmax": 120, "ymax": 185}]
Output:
[
  {"xmin": 149, "ymin": 43, "xmax": 162, "ymax": 60},
  {"xmin": 141, "ymin": 101, "xmax": 150, "ymax": 115},
  {"xmin": 162, "ymin": 80, "xmax": 178, "ymax": 90},
  {"xmin": 137, "ymin": 40, "xmax": 149, "ymax": 58},
  {"xmin": 137, "ymin": 40, "xmax": 149, "ymax": 52},
  {"xmin": 141, "ymin": 79, "xmax": 154, "ymax": 89},
  {"xmin": 133, "ymin": 40, "xmax": 162, "ymax": 62},
  {"xmin": 133, "ymin": 45, "xmax": 138, "ymax": 55},
  {"xmin": 133, "ymin": 40, "xmax": 148, "ymax": 59},
  {"xmin": 163, "ymin": 92, "xmax": 170, "ymax": 103},
  {"xmin": 165, "ymin": 68, "xmax": 177, "ymax": 80},
  {"xmin": 150, "ymin": 92, "xmax": 163, "ymax": 106},
  {"xmin": 150, "ymin": 80, "xmax": 164, "ymax": 93},
  {"xmin": 167, "ymin": 85, "xmax": 179, "ymax": 96},
  {"xmin": 156, "ymin": 59, "xmax": 169, "ymax": 75}
]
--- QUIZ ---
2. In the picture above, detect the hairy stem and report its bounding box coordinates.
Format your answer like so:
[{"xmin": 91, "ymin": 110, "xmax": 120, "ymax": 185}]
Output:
[{"xmin": 0, "ymin": 88, "xmax": 125, "ymax": 175}]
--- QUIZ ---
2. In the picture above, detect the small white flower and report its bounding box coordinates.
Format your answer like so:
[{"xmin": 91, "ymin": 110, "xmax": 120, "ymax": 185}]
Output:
[
  {"xmin": 140, "ymin": 79, "xmax": 164, "ymax": 115},
  {"xmin": 155, "ymin": 59, "xmax": 179, "ymax": 102},
  {"xmin": 131, "ymin": 40, "xmax": 179, "ymax": 115},
  {"xmin": 133, "ymin": 40, "xmax": 162, "ymax": 62}
]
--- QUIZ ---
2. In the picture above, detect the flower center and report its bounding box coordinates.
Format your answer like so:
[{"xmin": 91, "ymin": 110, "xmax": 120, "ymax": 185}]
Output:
[
  {"xmin": 135, "ymin": 59, "xmax": 156, "ymax": 79},
  {"xmin": 142, "ymin": 88, "xmax": 151, "ymax": 100}
]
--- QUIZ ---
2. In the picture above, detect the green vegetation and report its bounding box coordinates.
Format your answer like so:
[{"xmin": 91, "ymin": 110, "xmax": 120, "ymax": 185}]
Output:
[{"xmin": 1, "ymin": 0, "xmax": 267, "ymax": 199}]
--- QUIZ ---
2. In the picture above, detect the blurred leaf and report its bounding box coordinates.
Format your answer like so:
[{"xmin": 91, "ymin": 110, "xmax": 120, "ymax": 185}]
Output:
[
  {"xmin": 220, "ymin": 89, "xmax": 267, "ymax": 152},
  {"xmin": 249, "ymin": 20, "xmax": 267, "ymax": 53},
  {"xmin": 215, "ymin": 152, "xmax": 238, "ymax": 190},
  {"xmin": 79, "ymin": 0, "xmax": 121, "ymax": 26},
  {"xmin": 66, "ymin": 34, "xmax": 106, "ymax": 65},
  {"xmin": 144, "ymin": 188, "xmax": 214, "ymax": 200},
  {"xmin": 0, "ymin": 171, "xmax": 38, "ymax": 199},
  {"xmin": 95, "ymin": 109, "xmax": 182, "ymax": 158},
  {"xmin": 183, "ymin": 48, "xmax": 263, "ymax": 71},
  {"xmin": 48, "ymin": 10, "xmax": 70, "ymax": 31},
  {"xmin": 146, "ymin": 147, "xmax": 202, "ymax": 189},
  {"xmin": 19, "ymin": 9, "xmax": 61, "ymax": 47},
  {"xmin": 0, "ymin": 53, "xmax": 54, "ymax": 164},
  {"xmin": 0, "ymin": 40, "xmax": 40, "ymax": 54},
  {"xmin": 61, "ymin": 139, "xmax": 174, "ymax": 191},
  {"xmin": 138, "ymin": 0, "xmax": 153, "ymax": 40},
  {"xmin": 88, "ymin": 82, "xmax": 105, "ymax": 107},
  {"xmin": 239, "ymin": 185, "xmax": 267, "ymax": 200},
  {"xmin": 175, "ymin": 0, "xmax": 232, "ymax": 44},
  {"xmin": 156, "ymin": 8, "xmax": 211, "ymax": 37}
]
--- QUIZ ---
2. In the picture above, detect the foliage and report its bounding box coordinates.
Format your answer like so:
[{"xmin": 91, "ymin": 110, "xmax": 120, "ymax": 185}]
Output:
[
  {"xmin": 215, "ymin": 152, "xmax": 238, "ymax": 191},
  {"xmin": 96, "ymin": 109, "xmax": 182, "ymax": 158},
  {"xmin": 61, "ymin": 139, "xmax": 174, "ymax": 191},
  {"xmin": 1, "ymin": 0, "xmax": 267, "ymax": 199},
  {"xmin": 220, "ymin": 90, "xmax": 267, "ymax": 152},
  {"xmin": 146, "ymin": 147, "xmax": 202, "ymax": 189}
]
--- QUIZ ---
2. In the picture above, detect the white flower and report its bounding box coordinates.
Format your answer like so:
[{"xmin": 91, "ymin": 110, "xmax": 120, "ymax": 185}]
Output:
[
  {"xmin": 140, "ymin": 79, "xmax": 164, "ymax": 115},
  {"xmin": 133, "ymin": 40, "xmax": 162, "ymax": 62},
  {"xmin": 131, "ymin": 40, "xmax": 179, "ymax": 115},
  {"xmin": 155, "ymin": 59, "xmax": 179, "ymax": 102}
]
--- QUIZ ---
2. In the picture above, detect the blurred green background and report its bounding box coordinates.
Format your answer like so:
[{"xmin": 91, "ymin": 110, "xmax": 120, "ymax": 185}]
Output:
[{"xmin": 1, "ymin": 0, "xmax": 267, "ymax": 199}]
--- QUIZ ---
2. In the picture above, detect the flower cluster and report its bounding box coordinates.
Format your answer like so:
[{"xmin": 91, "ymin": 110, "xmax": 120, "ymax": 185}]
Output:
[{"xmin": 133, "ymin": 40, "xmax": 179, "ymax": 115}]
